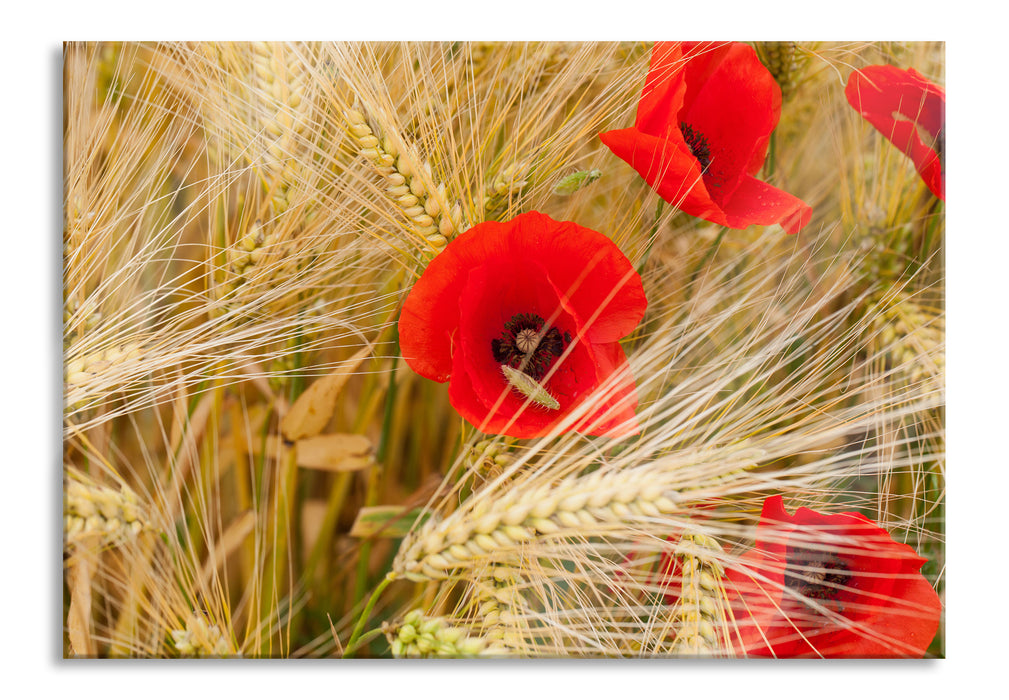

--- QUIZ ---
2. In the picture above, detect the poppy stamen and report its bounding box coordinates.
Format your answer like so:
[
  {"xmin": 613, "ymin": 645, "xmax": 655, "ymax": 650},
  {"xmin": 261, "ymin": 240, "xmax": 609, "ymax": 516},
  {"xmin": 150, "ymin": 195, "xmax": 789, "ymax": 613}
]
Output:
[
  {"xmin": 784, "ymin": 546, "xmax": 850, "ymax": 605},
  {"xmin": 932, "ymin": 125, "xmax": 945, "ymax": 175},
  {"xmin": 680, "ymin": 122, "xmax": 712, "ymax": 172},
  {"xmin": 491, "ymin": 313, "xmax": 567, "ymax": 381}
]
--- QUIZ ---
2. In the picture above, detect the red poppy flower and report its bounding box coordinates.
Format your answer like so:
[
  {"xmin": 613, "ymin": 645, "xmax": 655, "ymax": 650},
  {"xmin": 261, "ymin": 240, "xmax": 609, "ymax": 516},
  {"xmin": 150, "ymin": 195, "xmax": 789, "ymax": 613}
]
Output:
[
  {"xmin": 398, "ymin": 211, "xmax": 647, "ymax": 439},
  {"xmin": 845, "ymin": 64, "xmax": 945, "ymax": 201},
  {"xmin": 724, "ymin": 495, "xmax": 942, "ymax": 657},
  {"xmin": 599, "ymin": 42, "xmax": 812, "ymax": 234}
]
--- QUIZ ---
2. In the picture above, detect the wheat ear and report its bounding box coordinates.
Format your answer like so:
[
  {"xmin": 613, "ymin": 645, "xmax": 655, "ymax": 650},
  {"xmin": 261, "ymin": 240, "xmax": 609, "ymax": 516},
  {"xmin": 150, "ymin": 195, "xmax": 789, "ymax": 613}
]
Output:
[
  {"xmin": 64, "ymin": 470, "xmax": 149, "ymax": 546},
  {"xmin": 868, "ymin": 289, "xmax": 944, "ymax": 390},
  {"xmin": 170, "ymin": 612, "xmax": 237, "ymax": 657},
  {"xmin": 480, "ymin": 160, "xmax": 531, "ymax": 221},
  {"xmin": 754, "ymin": 42, "xmax": 814, "ymax": 102},
  {"xmin": 344, "ymin": 107, "xmax": 464, "ymax": 253},
  {"xmin": 467, "ymin": 565, "xmax": 526, "ymax": 653},
  {"xmin": 394, "ymin": 466, "xmax": 681, "ymax": 581},
  {"xmin": 669, "ymin": 531, "xmax": 732, "ymax": 656},
  {"xmin": 385, "ymin": 609, "xmax": 492, "ymax": 658}
]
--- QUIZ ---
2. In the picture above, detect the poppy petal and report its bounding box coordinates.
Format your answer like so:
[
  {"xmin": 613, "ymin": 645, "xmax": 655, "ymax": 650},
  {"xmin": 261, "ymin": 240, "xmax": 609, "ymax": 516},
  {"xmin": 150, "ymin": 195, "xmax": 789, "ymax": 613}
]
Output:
[
  {"xmin": 635, "ymin": 42, "xmax": 688, "ymax": 137},
  {"xmin": 845, "ymin": 64, "xmax": 945, "ymax": 200},
  {"xmin": 600, "ymin": 42, "xmax": 811, "ymax": 234},
  {"xmin": 525, "ymin": 214, "xmax": 647, "ymax": 345},
  {"xmin": 572, "ymin": 339, "xmax": 640, "ymax": 437},
  {"xmin": 453, "ymin": 255, "xmax": 606, "ymax": 438},
  {"xmin": 399, "ymin": 220, "xmax": 515, "ymax": 382},
  {"xmin": 681, "ymin": 42, "xmax": 780, "ymax": 196},
  {"xmin": 457, "ymin": 259, "xmax": 571, "ymax": 431},
  {"xmin": 720, "ymin": 175, "xmax": 813, "ymax": 234},
  {"xmin": 399, "ymin": 211, "xmax": 646, "ymax": 439},
  {"xmin": 599, "ymin": 126, "xmax": 728, "ymax": 226}
]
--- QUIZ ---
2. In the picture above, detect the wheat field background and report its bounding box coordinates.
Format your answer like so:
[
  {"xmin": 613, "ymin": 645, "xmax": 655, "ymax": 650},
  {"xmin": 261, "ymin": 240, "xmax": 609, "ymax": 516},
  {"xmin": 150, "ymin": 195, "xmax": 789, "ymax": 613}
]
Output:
[{"xmin": 58, "ymin": 37, "xmax": 947, "ymax": 658}]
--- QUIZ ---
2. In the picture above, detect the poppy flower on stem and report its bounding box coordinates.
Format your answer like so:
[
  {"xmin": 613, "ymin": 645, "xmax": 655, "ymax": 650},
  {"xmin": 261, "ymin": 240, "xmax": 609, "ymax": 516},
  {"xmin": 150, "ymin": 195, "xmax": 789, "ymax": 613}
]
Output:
[
  {"xmin": 844, "ymin": 64, "xmax": 945, "ymax": 201},
  {"xmin": 599, "ymin": 42, "xmax": 812, "ymax": 234},
  {"xmin": 724, "ymin": 495, "xmax": 942, "ymax": 657},
  {"xmin": 398, "ymin": 211, "xmax": 647, "ymax": 439}
]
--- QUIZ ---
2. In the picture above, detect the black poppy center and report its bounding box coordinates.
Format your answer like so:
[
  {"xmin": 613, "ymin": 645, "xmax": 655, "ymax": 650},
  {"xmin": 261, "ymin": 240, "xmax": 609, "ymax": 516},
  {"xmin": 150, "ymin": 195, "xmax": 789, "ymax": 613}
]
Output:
[
  {"xmin": 491, "ymin": 313, "xmax": 571, "ymax": 381},
  {"xmin": 784, "ymin": 546, "xmax": 851, "ymax": 604},
  {"xmin": 934, "ymin": 125, "xmax": 945, "ymax": 176},
  {"xmin": 680, "ymin": 122, "xmax": 712, "ymax": 172}
]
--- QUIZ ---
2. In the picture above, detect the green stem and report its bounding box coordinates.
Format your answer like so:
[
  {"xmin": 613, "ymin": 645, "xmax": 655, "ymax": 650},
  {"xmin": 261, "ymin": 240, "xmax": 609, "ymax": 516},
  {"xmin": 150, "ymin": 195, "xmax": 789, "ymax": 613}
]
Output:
[
  {"xmin": 345, "ymin": 627, "xmax": 386, "ymax": 657},
  {"xmin": 919, "ymin": 197, "xmax": 944, "ymax": 266},
  {"xmin": 353, "ymin": 320, "xmax": 400, "ymax": 610},
  {"xmin": 259, "ymin": 445, "xmax": 299, "ymax": 656},
  {"xmin": 687, "ymin": 226, "xmax": 728, "ymax": 295},
  {"xmin": 636, "ymin": 200, "xmax": 664, "ymax": 277},
  {"xmin": 301, "ymin": 471, "xmax": 353, "ymax": 586},
  {"xmin": 766, "ymin": 130, "xmax": 777, "ymax": 180},
  {"xmin": 343, "ymin": 572, "xmax": 396, "ymax": 658}
]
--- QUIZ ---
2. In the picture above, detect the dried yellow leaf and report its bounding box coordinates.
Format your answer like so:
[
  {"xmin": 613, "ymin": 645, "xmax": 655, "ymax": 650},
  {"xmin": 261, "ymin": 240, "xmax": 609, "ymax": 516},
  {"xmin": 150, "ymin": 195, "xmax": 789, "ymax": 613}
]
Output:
[
  {"xmin": 294, "ymin": 433, "xmax": 373, "ymax": 471},
  {"xmin": 280, "ymin": 344, "xmax": 373, "ymax": 441},
  {"xmin": 259, "ymin": 433, "xmax": 374, "ymax": 471}
]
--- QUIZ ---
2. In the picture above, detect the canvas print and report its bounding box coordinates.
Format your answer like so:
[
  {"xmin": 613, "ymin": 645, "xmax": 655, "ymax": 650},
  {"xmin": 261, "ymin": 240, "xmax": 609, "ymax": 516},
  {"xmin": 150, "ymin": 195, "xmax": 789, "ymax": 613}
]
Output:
[{"xmin": 63, "ymin": 41, "xmax": 944, "ymax": 658}]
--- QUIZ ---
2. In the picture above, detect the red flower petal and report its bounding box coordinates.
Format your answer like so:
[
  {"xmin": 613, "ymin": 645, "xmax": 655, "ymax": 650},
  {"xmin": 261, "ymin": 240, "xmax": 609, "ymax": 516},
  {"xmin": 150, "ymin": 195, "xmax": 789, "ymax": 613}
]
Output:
[
  {"xmin": 725, "ymin": 495, "xmax": 942, "ymax": 658},
  {"xmin": 598, "ymin": 126, "xmax": 723, "ymax": 224},
  {"xmin": 716, "ymin": 175, "xmax": 812, "ymax": 234},
  {"xmin": 598, "ymin": 129, "xmax": 811, "ymax": 235},
  {"xmin": 456, "ymin": 258, "xmax": 593, "ymax": 438},
  {"xmin": 398, "ymin": 220, "xmax": 514, "ymax": 382},
  {"xmin": 679, "ymin": 42, "xmax": 779, "ymax": 197},
  {"xmin": 521, "ymin": 213, "xmax": 648, "ymax": 345},
  {"xmin": 635, "ymin": 42, "xmax": 690, "ymax": 137},
  {"xmin": 572, "ymin": 338, "xmax": 640, "ymax": 436},
  {"xmin": 845, "ymin": 64, "xmax": 945, "ymax": 200}
]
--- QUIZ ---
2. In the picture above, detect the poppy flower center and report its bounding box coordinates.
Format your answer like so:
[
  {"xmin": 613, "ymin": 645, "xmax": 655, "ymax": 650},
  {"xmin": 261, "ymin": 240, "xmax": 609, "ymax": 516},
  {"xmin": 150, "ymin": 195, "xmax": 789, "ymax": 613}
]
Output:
[
  {"xmin": 491, "ymin": 313, "xmax": 571, "ymax": 382},
  {"xmin": 784, "ymin": 546, "xmax": 850, "ymax": 604},
  {"xmin": 934, "ymin": 125, "xmax": 945, "ymax": 175},
  {"xmin": 515, "ymin": 328, "xmax": 540, "ymax": 354},
  {"xmin": 680, "ymin": 122, "xmax": 712, "ymax": 172}
]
